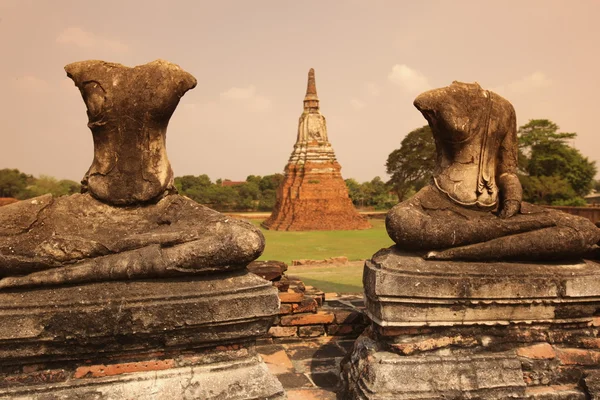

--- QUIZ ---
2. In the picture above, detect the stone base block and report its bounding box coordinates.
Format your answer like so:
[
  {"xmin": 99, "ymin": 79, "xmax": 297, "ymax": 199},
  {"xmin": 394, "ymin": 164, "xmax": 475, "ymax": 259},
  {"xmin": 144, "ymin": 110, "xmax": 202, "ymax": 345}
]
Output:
[
  {"xmin": 364, "ymin": 247, "xmax": 600, "ymax": 326},
  {"xmin": 340, "ymin": 333, "xmax": 526, "ymax": 400},
  {"xmin": 0, "ymin": 270, "xmax": 279, "ymax": 364},
  {"xmin": 340, "ymin": 248, "xmax": 600, "ymax": 399},
  {"xmin": 0, "ymin": 270, "xmax": 285, "ymax": 398},
  {"xmin": 1, "ymin": 353, "xmax": 285, "ymax": 400}
]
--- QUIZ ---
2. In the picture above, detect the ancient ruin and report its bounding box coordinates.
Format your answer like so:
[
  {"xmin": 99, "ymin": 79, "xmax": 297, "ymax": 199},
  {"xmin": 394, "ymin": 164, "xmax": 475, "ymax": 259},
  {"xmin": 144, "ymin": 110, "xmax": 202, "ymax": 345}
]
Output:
[
  {"xmin": 341, "ymin": 82, "xmax": 600, "ymax": 399},
  {"xmin": 262, "ymin": 69, "xmax": 370, "ymax": 231},
  {"xmin": 0, "ymin": 60, "xmax": 284, "ymax": 399}
]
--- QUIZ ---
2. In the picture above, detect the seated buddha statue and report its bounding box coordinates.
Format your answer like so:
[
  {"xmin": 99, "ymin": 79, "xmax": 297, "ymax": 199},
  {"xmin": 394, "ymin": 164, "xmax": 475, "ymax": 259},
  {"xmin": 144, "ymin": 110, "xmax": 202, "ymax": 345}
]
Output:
[
  {"xmin": 0, "ymin": 60, "xmax": 264, "ymax": 289},
  {"xmin": 386, "ymin": 81, "xmax": 600, "ymax": 261}
]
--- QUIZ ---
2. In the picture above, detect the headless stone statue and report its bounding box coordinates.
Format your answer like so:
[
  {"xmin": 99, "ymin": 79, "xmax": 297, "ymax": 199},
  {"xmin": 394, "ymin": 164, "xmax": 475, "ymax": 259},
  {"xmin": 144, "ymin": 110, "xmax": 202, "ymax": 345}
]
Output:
[
  {"xmin": 0, "ymin": 60, "xmax": 265, "ymax": 289},
  {"xmin": 66, "ymin": 59, "xmax": 194, "ymax": 205},
  {"xmin": 386, "ymin": 81, "xmax": 600, "ymax": 261}
]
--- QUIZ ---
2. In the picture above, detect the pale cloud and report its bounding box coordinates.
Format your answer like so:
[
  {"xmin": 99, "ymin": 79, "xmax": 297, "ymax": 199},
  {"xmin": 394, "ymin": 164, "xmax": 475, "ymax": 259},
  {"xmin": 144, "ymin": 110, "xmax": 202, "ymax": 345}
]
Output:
[
  {"xmin": 365, "ymin": 82, "xmax": 380, "ymax": 96},
  {"xmin": 220, "ymin": 85, "xmax": 272, "ymax": 112},
  {"xmin": 56, "ymin": 27, "xmax": 128, "ymax": 53},
  {"xmin": 492, "ymin": 71, "xmax": 552, "ymax": 95},
  {"xmin": 350, "ymin": 98, "xmax": 366, "ymax": 110},
  {"xmin": 388, "ymin": 64, "xmax": 431, "ymax": 94},
  {"xmin": 13, "ymin": 75, "xmax": 50, "ymax": 92},
  {"xmin": 220, "ymin": 85, "xmax": 257, "ymax": 100}
]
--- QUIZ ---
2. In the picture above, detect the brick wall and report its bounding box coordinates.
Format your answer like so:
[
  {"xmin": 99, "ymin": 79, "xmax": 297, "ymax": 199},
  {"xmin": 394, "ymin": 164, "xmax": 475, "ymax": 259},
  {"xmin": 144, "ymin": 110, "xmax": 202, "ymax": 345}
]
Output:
[{"xmin": 247, "ymin": 261, "xmax": 368, "ymax": 340}]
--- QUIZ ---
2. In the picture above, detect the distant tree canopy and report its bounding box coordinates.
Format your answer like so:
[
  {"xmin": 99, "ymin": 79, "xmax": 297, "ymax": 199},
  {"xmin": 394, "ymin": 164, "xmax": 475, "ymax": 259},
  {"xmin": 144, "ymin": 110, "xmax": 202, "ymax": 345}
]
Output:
[
  {"xmin": 385, "ymin": 119, "xmax": 596, "ymax": 206},
  {"xmin": 174, "ymin": 173, "xmax": 394, "ymax": 212},
  {"xmin": 385, "ymin": 125, "xmax": 436, "ymax": 201},
  {"xmin": 0, "ymin": 169, "xmax": 80, "ymax": 199},
  {"xmin": 518, "ymin": 119, "xmax": 596, "ymax": 206},
  {"xmin": 174, "ymin": 174, "xmax": 284, "ymax": 212},
  {"xmin": 344, "ymin": 177, "xmax": 396, "ymax": 210}
]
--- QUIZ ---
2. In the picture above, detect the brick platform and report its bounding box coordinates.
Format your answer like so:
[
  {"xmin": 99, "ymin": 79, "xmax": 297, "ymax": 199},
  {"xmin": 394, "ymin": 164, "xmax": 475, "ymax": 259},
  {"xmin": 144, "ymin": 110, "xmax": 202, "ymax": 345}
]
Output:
[{"xmin": 248, "ymin": 260, "xmax": 369, "ymax": 341}]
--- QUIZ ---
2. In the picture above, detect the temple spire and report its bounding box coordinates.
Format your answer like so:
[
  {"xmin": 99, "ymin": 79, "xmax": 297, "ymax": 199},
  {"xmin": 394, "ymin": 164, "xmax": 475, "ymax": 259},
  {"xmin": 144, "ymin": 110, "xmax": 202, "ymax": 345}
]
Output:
[{"xmin": 303, "ymin": 68, "xmax": 319, "ymax": 110}]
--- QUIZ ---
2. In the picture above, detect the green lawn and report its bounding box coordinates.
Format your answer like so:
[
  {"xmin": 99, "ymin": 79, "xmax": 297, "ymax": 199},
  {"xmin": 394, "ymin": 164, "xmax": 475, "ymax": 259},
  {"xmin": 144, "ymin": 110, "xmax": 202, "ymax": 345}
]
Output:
[
  {"xmin": 286, "ymin": 264, "xmax": 365, "ymax": 293},
  {"xmin": 251, "ymin": 218, "xmax": 393, "ymax": 264},
  {"xmin": 242, "ymin": 218, "xmax": 393, "ymax": 293}
]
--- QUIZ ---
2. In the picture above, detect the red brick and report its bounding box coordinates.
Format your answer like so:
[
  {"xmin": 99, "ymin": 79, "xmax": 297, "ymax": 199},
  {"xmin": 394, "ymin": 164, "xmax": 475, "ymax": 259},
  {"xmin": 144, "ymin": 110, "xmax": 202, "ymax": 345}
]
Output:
[
  {"xmin": 298, "ymin": 325, "xmax": 325, "ymax": 337},
  {"xmin": 280, "ymin": 311, "xmax": 335, "ymax": 326},
  {"xmin": 279, "ymin": 291, "xmax": 305, "ymax": 303},
  {"xmin": 516, "ymin": 343, "xmax": 556, "ymax": 360},
  {"xmin": 292, "ymin": 298, "xmax": 318, "ymax": 314},
  {"xmin": 273, "ymin": 278, "xmax": 290, "ymax": 292},
  {"xmin": 327, "ymin": 324, "xmax": 354, "ymax": 336},
  {"xmin": 268, "ymin": 326, "xmax": 298, "ymax": 338},
  {"xmin": 333, "ymin": 309, "xmax": 363, "ymax": 324},
  {"xmin": 279, "ymin": 304, "xmax": 293, "ymax": 315},
  {"xmin": 580, "ymin": 338, "xmax": 600, "ymax": 349},
  {"xmin": 556, "ymin": 348, "xmax": 600, "ymax": 365},
  {"xmin": 74, "ymin": 359, "xmax": 175, "ymax": 379}
]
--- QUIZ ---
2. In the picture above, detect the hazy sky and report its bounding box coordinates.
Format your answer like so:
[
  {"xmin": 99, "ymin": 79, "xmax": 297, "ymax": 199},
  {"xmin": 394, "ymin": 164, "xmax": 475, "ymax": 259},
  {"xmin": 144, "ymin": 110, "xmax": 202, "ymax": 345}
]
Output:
[{"xmin": 1, "ymin": 0, "xmax": 599, "ymax": 183}]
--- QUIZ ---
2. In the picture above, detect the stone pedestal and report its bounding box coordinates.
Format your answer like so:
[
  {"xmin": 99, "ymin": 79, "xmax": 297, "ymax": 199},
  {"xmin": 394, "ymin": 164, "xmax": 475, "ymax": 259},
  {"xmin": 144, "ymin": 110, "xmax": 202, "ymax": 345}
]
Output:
[
  {"xmin": 340, "ymin": 247, "xmax": 600, "ymax": 399},
  {"xmin": 0, "ymin": 270, "xmax": 285, "ymax": 399}
]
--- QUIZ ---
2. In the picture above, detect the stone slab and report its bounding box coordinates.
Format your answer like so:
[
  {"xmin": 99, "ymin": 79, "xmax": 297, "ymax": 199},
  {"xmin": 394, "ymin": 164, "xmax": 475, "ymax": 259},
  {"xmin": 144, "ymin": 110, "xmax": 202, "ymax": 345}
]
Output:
[
  {"xmin": 364, "ymin": 247, "xmax": 600, "ymax": 326},
  {"xmin": 1, "ymin": 355, "xmax": 285, "ymax": 400},
  {"xmin": 0, "ymin": 270, "xmax": 280, "ymax": 365},
  {"xmin": 341, "ymin": 335, "xmax": 526, "ymax": 400}
]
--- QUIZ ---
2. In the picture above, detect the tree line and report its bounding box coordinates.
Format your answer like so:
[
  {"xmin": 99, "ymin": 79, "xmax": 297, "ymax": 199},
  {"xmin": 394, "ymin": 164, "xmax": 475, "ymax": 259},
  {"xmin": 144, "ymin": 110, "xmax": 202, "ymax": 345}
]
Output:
[
  {"xmin": 0, "ymin": 169, "xmax": 80, "ymax": 199},
  {"xmin": 385, "ymin": 119, "xmax": 598, "ymax": 206},
  {"xmin": 1, "ymin": 118, "xmax": 596, "ymax": 209},
  {"xmin": 0, "ymin": 168, "xmax": 395, "ymax": 212},
  {"xmin": 174, "ymin": 174, "xmax": 395, "ymax": 211}
]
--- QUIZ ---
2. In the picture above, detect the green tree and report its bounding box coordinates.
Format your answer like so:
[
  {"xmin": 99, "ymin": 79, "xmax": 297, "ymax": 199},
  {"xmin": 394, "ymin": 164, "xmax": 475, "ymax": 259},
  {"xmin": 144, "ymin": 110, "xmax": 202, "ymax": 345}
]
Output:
[
  {"xmin": 258, "ymin": 174, "xmax": 284, "ymax": 192},
  {"xmin": 345, "ymin": 178, "xmax": 363, "ymax": 207},
  {"xmin": 236, "ymin": 181, "xmax": 260, "ymax": 210},
  {"xmin": 0, "ymin": 168, "xmax": 32, "ymax": 199},
  {"xmin": 25, "ymin": 175, "xmax": 80, "ymax": 198},
  {"xmin": 345, "ymin": 177, "xmax": 395, "ymax": 210},
  {"xmin": 174, "ymin": 175, "xmax": 213, "ymax": 203},
  {"xmin": 208, "ymin": 185, "xmax": 239, "ymax": 210},
  {"xmin": 255, "ymin": 174, "xmax": 283, "ymax": 211},
  {"xmin": 518, "ymin": 119, "xmax": 596, "ymax": 204},
  {"xmin": 386, "ymin": 125, "xmax": 436, "ymax": 201}
]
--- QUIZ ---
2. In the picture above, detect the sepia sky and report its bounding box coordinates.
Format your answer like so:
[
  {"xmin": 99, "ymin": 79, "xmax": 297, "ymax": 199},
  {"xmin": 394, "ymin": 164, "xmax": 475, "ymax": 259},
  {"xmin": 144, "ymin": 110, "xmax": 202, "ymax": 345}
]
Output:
[{"xmin": 0, "ymin": 0, "xmax": 599, "ymax": 183}]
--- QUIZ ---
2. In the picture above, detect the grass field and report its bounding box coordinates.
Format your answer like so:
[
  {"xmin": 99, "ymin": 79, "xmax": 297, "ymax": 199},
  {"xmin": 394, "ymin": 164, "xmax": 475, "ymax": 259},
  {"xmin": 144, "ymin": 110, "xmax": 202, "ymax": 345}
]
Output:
[
  {"xmin": 286, "ymin": 263, "xmax": 365, "ymax": 293},
  {"xmin": 245, "ymin": 218, "xmax": 393, "ymax": 293},
  {"xmin": 251, "ymin": 218, "xmax": 393, "ymax": 264}
]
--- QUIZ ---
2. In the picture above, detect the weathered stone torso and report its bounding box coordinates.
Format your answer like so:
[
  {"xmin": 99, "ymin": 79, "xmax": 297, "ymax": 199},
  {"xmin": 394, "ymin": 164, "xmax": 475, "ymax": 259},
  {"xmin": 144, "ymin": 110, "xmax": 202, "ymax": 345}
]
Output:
[
  {"xmin": 424, "ymin": 87, "xmax": 514, "ymax": 210},
  {"xmin": 65, "ymin": 60, "xmax": 197, "ymax": 205}
]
